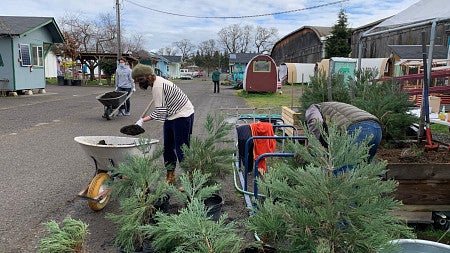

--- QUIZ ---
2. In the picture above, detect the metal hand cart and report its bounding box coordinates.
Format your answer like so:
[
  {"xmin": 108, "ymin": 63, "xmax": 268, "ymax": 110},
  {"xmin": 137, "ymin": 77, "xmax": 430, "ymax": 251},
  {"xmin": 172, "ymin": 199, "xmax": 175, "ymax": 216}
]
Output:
[
  {"xmin": 218, "ymin": 107, "xmax": 307, "ymax": 213},
  {"xmin": 74, "ymin": 136, "xmax": 159, "ymax": 211},
  {"xmin": 96, "ymin": 91, "xmax": 133, "ymax": 120}
]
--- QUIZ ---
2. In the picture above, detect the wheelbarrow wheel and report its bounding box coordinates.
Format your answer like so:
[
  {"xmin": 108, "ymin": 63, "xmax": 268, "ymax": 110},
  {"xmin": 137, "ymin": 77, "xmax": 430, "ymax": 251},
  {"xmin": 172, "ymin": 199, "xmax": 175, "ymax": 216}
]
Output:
[
  {"xmin": 87, "ymin": 172, "xmax": 111, "ymax": 211},
  {"xmin": 103, "ymin": 107, "xmax": 113, "ymax": 120}
]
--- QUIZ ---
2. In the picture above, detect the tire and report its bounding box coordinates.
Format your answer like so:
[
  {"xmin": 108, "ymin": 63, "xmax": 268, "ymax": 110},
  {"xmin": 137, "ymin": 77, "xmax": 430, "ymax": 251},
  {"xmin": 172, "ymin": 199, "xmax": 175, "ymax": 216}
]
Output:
[
  {"xmin": 104, "ymin": 107, "xmax": 113, "ymax": 120},
  {"xmin": 87, "ymin": 173, "xmax": 111, "ymax": 211}
]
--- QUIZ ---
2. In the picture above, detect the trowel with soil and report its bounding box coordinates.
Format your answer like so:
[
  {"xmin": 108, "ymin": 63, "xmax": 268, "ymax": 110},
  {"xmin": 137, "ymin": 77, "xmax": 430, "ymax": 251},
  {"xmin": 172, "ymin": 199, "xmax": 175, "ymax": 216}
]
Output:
[{"xmin": 120, "ymin": 100, "xmax": 153, "ymax": 136}]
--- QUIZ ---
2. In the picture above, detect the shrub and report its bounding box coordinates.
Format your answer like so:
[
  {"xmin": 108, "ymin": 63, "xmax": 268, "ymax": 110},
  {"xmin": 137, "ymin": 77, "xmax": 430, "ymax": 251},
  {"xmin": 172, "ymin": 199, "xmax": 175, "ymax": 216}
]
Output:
[
  {"xmin": 140, "ymin": 198, "xmax": 245, "ymax": 253},
  {"xmin": 38, "ymin": 217, "xmax": 88, "ymax": 253},
  {"xmin": 246, "ymin": 122, "xmax": 415, "ymax": 252},
  {"xmin": 300, "ymin": 69, "xmax": 417, "ymax": 141}
]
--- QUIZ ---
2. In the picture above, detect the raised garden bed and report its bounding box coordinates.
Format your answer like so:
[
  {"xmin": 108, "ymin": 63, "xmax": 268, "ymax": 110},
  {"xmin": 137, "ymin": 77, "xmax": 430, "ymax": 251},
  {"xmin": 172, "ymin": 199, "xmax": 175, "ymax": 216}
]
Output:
[
  {"xmin": 378, "ymin": 142, "xmax": 450, "ymax": 223},
  {"xmin": 281, "ymin": 106, "xmax": 304, "ymax": 136}
]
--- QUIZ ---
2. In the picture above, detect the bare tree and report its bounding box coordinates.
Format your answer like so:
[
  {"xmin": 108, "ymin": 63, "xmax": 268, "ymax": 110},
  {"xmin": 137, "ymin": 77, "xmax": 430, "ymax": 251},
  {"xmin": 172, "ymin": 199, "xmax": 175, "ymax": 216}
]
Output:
[
  {"xmin": 157, "ymin": 47, "xmax": 177, "ymax": 56},
  {"xmin": 56, "ymin": 12, "xmax": 146, "ymax": 81},
  {"xmin": 123, "ymin": 32, "xmax": 144, "ymax": 54},
  {"xmin": 217, "ymin": 24, "xmax": 240, "ymax": 53},
  {"xmin": 198, "ymin": 39, "xmax": 216, "ymax": 56},
  {"xmin": 94, "ymin": 13, "xmax": 117, "ymax": 53},
  {"xmin": 238, "ymin": 24, "xmax": 253, "ymax": 53},
  {"xmin": 197, "ymin": 39, "xmax": 218, "ymax": 73},
  {"xmin": 217, "ymin": 24, "xmax": 254, "ymax": 53},
  {"xmin": 254, "ymin": 25, "xmax": 278, "ymax": 54},
  {"xmin": 173, "ymin": 39, "xmax": 195, "ymax": 62}
]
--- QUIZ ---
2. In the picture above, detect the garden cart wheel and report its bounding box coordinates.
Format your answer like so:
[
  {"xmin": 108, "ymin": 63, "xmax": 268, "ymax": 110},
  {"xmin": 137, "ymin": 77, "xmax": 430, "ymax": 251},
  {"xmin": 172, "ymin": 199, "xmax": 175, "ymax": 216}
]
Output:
[
  {"xmin": 104, "ymin": 107, "xmax": 113, "ymax": 120},
  {"xmin": 87, "ymin": 173, "xmax": 111, "ymax": 211}
]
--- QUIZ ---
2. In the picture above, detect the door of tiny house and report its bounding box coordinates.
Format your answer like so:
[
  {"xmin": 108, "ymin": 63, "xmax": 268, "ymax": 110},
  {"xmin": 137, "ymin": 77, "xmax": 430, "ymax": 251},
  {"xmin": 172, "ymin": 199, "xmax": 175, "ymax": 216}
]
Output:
[
  {"xmin": 243, "ymin": 54, "xmax": 277, "ymax": 92},
  {"xmin": 329, "ymin": 57, "xmax": 357, "ymax": 84}
]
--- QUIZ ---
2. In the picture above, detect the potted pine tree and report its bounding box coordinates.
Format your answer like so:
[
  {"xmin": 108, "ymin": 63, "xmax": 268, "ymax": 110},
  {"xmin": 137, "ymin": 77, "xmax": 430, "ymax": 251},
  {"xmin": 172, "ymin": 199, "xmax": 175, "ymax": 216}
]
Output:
[
  {"xmin": 245, "ymin": 122, "xmax": 415, "ymax": 252},
  {"xmin": 180, "ymin": 113, "xmax": 235, "ymax": 182},
  {"xmin": 38, "ymin": 216, "xmax": 89, "ymax": 253},
  {"xmin": 178, "ymin": 113, "xmax": 235, "ymax": 221},
  {"xmin": 106, "ymin": 147, "xmax": 170, "ymax": 253},
  {"xmin": 170, "ymin": 169, "xmax": 222, "ymax": 221},
  {"xmin": 139, "ymin": 197, "xmax": 245, "ymax": 252}
]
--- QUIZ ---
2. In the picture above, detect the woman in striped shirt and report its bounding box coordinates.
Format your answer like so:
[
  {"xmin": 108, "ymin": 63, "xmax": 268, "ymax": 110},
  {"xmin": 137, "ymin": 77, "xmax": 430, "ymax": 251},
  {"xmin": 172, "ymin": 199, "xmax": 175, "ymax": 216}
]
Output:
[{"xmin": 132, "ymin": 64, "xmax": 195, "ymax": 184}]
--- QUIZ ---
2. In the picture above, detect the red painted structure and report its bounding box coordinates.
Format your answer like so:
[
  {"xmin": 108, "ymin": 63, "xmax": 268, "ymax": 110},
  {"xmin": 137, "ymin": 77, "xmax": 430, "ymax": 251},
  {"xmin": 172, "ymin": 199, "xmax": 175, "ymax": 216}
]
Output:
[{"xmin": 243, "ymin": 54, "xmax": 277, "ymax": 93}]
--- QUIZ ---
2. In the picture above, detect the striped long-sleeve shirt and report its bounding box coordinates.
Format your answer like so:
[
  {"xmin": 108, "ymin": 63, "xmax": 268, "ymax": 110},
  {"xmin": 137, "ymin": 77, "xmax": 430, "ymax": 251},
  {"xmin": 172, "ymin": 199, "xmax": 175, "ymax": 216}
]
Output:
[{"xmin": 150, "ymin": 76, "xmax": 194, "ymax": 122}]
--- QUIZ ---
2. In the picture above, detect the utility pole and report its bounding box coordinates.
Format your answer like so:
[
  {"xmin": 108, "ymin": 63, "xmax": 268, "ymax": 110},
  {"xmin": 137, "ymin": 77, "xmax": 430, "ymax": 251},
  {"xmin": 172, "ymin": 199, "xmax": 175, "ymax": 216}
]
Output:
[{"xmin": 116, "ymin": 0, "xmax": 122, "ymax": 62}]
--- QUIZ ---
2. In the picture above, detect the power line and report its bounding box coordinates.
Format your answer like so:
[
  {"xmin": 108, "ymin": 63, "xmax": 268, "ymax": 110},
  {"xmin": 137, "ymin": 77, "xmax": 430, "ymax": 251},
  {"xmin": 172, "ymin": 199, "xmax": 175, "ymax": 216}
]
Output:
[{"xmin": 124, "ymin": 0, "xmax": 348, "ymax": 19}]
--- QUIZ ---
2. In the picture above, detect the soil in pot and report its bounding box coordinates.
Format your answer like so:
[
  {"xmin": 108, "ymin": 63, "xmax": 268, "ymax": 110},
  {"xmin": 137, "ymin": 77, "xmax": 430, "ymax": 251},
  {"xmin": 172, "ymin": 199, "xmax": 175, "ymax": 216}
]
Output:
[
  {"xmin": 153, "ymin": 194, "xmax": 170, "ymax": 213},
  {"xmin": 119, "ymin": 240, "xmax": 154, "ymax": 253},
  {"xmin": 240, "ymin": 245, "xmax": 277, "ymax": 253}
]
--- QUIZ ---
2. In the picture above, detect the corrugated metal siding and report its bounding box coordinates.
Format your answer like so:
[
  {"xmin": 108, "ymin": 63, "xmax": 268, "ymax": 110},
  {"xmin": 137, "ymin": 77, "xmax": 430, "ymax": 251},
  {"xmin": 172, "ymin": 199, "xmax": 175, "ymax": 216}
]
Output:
[{"xmin": 350, "ymin": 23, "xmax": 448, "ymax": 58}]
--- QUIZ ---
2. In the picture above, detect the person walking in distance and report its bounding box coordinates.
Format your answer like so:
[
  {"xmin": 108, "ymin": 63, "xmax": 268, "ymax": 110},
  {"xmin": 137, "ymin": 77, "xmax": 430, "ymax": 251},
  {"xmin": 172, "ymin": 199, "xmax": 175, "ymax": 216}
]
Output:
[
  {"xmin": 132, "ymin": 64, "xmax": 195, "ymax": 184},
  {"xmin": 115, "ymin": 58, "xmax": 135, "ymax": 116},
  {"xmin": 212, "ymin": 67, "xmax": 221, "ymax": 93}
]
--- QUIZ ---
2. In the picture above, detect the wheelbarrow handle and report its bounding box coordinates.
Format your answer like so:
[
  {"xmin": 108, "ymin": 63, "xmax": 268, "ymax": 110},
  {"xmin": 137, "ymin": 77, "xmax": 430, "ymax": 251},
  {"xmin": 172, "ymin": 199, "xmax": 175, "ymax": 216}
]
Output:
[{"xmin": 141, "ymin": 99, "xmax": 154, "ymax": 118}]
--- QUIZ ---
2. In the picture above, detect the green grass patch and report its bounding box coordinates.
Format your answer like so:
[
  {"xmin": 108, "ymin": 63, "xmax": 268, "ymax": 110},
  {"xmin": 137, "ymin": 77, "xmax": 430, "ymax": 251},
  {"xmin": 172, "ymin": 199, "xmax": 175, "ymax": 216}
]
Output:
[
  {"xmin": 45, "ymin": 77, "xmax": 114, "ymax": 87},
  {"xmin": 45, "ymin": 77, "xmax": 57, "ymax": 85},
  {"xmin": 431, "ymin": 123, "xmax": 450, "ymax": 135},
  {"xmin": 236, "ymin": 84, "xmax": 304, "ymax": 109},
  {"xmin": 413, "ymin": 224, "xmax": 450, "ymax": 244}
]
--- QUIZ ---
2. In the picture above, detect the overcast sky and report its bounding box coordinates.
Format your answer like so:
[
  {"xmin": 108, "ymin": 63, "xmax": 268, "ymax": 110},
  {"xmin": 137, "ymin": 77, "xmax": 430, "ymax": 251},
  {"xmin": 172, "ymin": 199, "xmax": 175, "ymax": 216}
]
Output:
[{"xmin": 2, "ymin": 0, "xmax": 419, "ymax": 53}]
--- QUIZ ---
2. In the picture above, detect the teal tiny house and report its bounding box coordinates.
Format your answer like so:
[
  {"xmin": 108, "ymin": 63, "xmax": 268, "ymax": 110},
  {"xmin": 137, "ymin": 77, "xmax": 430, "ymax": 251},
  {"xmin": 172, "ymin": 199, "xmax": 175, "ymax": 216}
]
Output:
[{"xmin": 0, "ymin": 16, "xmax": 64, "ymax": 94}]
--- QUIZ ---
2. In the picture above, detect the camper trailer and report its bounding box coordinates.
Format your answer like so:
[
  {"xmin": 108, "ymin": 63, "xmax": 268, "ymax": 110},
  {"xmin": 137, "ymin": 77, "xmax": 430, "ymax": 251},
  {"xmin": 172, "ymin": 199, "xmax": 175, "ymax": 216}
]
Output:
[
  {"xmin": 278, "ymin": 63, "xmax": 316, "ymax": 85},
  {"xmin": 243, "ymin": 54, "xmax": 277, "ymax": 93}
]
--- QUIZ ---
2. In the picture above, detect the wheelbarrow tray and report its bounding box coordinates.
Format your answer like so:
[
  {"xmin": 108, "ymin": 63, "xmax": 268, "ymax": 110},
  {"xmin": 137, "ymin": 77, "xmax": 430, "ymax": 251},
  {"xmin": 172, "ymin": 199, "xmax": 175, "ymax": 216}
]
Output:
[
  {"xmin": 74, "ymin": 136, "xmax": 159, "ymax": 171},
  {"xmin": 96, "ymin": 91, "xmax": 128, "ymax": 108}
]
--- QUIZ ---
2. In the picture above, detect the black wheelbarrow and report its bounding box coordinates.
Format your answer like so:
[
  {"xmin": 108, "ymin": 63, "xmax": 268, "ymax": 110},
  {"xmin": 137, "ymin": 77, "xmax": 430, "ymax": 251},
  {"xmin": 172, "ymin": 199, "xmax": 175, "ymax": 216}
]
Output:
[{"xmin": 96, "ymin": 91, "xmax": 133, "ymax": 120}]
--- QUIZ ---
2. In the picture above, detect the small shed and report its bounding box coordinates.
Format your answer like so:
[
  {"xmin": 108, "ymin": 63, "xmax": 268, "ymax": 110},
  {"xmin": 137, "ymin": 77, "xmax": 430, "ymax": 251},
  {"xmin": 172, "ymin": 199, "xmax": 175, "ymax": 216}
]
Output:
[
  {"xmin": 152, "ymin": 53, "xmax": 169, "ymax": 79},
  {"xmin": 243, "ymin": 54, "xmax": 277, "ymax": 93},
  {"xmin": 278, "ymin": 63, "xmax": 316, "ymax": 85},
  {"xmin": 0, "ymin": 16, "xmax": 64, "ymax": 94},
  {"xmin": 162, "ymin": 55, "xmax": 182, "ymax": 79},
  {"xmin": 318, "ymin": 58, "xmax": 391, "ymax": 79}
]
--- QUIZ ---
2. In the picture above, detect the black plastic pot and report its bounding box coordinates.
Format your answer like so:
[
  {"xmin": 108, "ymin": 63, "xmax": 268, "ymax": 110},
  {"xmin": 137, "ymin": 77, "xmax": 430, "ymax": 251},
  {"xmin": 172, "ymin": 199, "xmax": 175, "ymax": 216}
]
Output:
[
  {"xmin": 63, "ymin": 79, "xmax": 72, "ymax": 86},
  {"xmin": 240, "ymin": 245, "xmax": 277, "ymax": 253},
  {"xmin": 154, "ymin": 194, "xmax": 170, "ymax": 213},
  {"xmin": 57, "ymin": 76, "xmax": 64, "ymax": 86},
  {"xmin": 204, "ymin": 194, "xmax": 223, "ymax": 222},
  {"xmin": 71, "ymin": 79, "xmax": 82, "ymax": 86},
  {"xmin": 119, "ymin": 240, "xmax": 154, "ymax": 253}
]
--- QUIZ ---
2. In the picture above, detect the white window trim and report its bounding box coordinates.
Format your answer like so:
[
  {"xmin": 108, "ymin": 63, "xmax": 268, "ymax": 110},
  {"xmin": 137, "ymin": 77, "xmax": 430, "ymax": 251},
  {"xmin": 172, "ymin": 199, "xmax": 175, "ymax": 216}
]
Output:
[{"xmin": 32, "ymin": 45, "xmax": 43, "ymax": 67}]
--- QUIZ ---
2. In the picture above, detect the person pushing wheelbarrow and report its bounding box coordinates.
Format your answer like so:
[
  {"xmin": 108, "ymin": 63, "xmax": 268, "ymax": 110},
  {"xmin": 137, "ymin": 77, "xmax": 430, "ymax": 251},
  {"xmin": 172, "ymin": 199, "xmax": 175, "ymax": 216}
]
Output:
[{"xmin": 128, "ymin": 64, "xmax": 195, "ymax": 184}]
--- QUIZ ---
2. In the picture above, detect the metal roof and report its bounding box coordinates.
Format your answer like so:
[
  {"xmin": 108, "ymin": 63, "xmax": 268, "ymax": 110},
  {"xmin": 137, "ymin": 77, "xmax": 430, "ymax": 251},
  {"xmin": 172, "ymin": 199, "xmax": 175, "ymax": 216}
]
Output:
[
  {"xmin": 276, "ymin": 26, "xmax": 332, "ymax": 43},
  {"xmin": 388, "ymin": 45, "xmax": 448, "ymax": 59},
  {"xmin": 229, "ymin": 53, "xmax": 259, "ymax": 64},
  {"xmin": 375, "ymin": 0, "xmax": 450, "ymax": 29},
  {"xmin": 162, "ymin": 55, "xmax": 182, "ymax": 63},
  {"xmin": 0, "ymin": 16, "xmax": 64, "ymax": 43}
]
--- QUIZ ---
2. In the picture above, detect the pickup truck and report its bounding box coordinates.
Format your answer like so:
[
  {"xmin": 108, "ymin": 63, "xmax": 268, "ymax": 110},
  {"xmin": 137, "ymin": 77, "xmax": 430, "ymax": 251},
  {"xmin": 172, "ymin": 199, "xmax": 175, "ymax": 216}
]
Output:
[
  {"xmin": 180, "ymin": 69, "xmax": 193, "ymax": 79},
  {"xmin": 180, "ymin": 69, "xmax": 200, "ymax": 79}
]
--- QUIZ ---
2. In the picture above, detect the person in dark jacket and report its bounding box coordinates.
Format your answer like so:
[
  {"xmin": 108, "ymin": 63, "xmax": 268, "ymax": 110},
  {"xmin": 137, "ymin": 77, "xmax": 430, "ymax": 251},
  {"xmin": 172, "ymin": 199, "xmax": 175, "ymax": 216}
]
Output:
[
  {"xmin": 211, "ymin": 68, "xmax": 221, "ymax": 93},
  {"xmin": 305, "ymin": 102, "xmax": 382, "ymax": 163}
]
